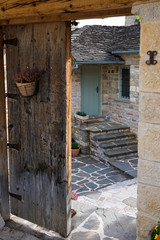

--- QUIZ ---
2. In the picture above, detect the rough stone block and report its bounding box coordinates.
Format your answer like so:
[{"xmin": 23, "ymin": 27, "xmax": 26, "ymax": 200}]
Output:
[
  {"xmin": 138, "ymin": 122, "xmax": 160, "ymax": 161},
  {"xmin": 140, "ymin": 21, "xmax": 160, "ymax": 53},
  {"xmin": 138, "ymin": 158, "xmax": 160, "ymax": 187},
  {"xmin": 139, "ymin": 92, "xmax": 160, "ymax": 123},
  {"xmin": 138, "ymin": 183, "xmax": 160, "ymax": 218},
  {"xmin": 140, "ymin": 63, "xmax": 160, "ymax": 93},
  {"xmin": 132, "ymin": 3, "xmax": 160, "ymax": 22},
  {"xmin": 137, "ymin": 211, "xmax": 158, "ymax": 240}
]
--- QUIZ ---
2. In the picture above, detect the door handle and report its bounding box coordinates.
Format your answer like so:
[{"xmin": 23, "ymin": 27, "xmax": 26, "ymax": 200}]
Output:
[{"xmin": 96, "ymin": 86, "xmax": 99, "ymax": 93}]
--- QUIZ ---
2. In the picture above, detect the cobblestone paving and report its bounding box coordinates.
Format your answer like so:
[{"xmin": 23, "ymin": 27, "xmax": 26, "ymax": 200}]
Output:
[{"xmin": 71, "ymin": 156, "xmax": 137, "ymax": 195}]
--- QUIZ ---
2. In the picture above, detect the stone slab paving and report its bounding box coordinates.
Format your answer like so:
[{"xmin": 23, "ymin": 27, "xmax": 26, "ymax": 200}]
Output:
[
  {"xmin": 0, "ymin": 179, "xmax": 137, "ymax": 240},
  {"xmin": 109, "ymin": 158, "xmax": 138, "ymax": 178},
  {"xmin": 71, "ymin": 156, "xmax": 137, "ymax": 195},
  {"xmin": 70, "ymin": 179, "xmax": 137, "ymax": 240}
]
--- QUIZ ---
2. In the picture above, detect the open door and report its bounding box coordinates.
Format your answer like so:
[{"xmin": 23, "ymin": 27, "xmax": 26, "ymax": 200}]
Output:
[{"xmin": 4, "ymin": 22, "xmax": 71, "ymax": 237}]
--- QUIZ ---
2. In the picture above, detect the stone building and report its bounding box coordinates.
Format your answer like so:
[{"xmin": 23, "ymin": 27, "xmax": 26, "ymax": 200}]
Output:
[{"xmin": 71, "ymin": 24, "xmax": 140, "ymax": 134}]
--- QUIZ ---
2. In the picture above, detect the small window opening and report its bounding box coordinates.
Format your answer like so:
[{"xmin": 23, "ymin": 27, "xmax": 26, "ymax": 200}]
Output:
[{"xmin": 121, "ymin": 67, "xmax": 130, "ymax": 99}]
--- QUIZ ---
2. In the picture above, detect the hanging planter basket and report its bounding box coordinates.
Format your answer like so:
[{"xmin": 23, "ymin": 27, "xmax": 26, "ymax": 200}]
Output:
[{"xmin": 16, "ymin": 81, "xmax": 36, "ymax": 97}]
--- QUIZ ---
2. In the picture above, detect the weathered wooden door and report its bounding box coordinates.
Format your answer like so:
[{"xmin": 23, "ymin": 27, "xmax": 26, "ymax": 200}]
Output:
[
  {"xmin": 81, "ymin": 65, "xmax": 101, "ymax": 116},
  {"xmin": 4, "ymin": 22, "xmax": 71, "ymax": 237}
]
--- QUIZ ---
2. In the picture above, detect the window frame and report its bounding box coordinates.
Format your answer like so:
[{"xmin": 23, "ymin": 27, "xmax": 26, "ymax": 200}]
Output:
[{"xmin": 120, "ymin": 66, "xmax": 130, "ymax": 100}]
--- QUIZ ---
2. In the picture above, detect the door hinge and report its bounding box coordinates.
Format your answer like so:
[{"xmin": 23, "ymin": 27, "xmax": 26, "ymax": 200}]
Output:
[
  {"xmin": 5, "ymin": 93, "xmax": 20, "ymax": 100},
  {"xmin": 7, "ymin": 143, "xmax": 21, "ymax": 151},
  {"xmin": 3, "ymin": 38, "xmax": 18, "ymax": 46},
  {"xmin": 9, "ymin": 192, "xmax": 22, "ymax": 202}
]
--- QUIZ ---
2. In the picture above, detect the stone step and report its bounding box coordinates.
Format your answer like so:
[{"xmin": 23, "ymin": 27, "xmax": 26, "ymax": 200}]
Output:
[
  {"xmin": 94, "ymin": 132, "xmax": 136, "ymax": 142},
  {"xmin": 99, "ymin": 140, "xmax": 137, "ymax": 150},
  {"xmin": 108, "ymin": 160, "xmax": 138, "ymax": 178},
  {"xmin": 89, "ymin": 125, "xmax": 130, "ymax": 134},
  {"xmin": 105, "ymin": 147, "xmax": 138, "ymax": 158}
]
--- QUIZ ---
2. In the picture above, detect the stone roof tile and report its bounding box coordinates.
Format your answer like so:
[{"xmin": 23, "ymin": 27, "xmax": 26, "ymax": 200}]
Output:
[{"xmin": 72, "ymin": 24, "xmax": 140, "ymax": 62}]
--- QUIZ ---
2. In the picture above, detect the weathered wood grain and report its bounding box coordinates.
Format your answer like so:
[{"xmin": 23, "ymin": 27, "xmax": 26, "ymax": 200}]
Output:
[
  {"xmin": 0, "ymin": 0, "xmax": 157, "ymax": 25},
  {"xmin": 0, "ymin": 27, "xmax": 9, "ymax": 220},
  {"xmin": 4, "ymin": 22, "xmax": 71, "ymax": 237},
  {"xmin": 0, "ymin": 7, "xmax": 132, "ymax": 26}
]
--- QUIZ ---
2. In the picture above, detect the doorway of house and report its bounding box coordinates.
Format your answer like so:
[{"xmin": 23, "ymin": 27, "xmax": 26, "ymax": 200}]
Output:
[{"xmin": 81, "ymin": 65, "xmax": 101, "ymax": 116}]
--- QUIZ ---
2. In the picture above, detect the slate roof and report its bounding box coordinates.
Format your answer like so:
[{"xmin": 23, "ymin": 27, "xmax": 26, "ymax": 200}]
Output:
[{"xmin": 71, "ymin": 24, "xmax": 140, "ymax": 62}]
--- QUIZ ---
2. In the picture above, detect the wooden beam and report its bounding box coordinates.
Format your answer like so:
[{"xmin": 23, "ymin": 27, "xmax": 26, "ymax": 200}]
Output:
[
  {"xmin": 0, "ymin": 27, "xmax": 9, "ymax": 220},
  {"xmin": 0, "ymin": 7, "xmax": 132, "ymax": 26},
  {"xmin": 0, "ymin": 0, "xmax": 157, "ymax": 25}
]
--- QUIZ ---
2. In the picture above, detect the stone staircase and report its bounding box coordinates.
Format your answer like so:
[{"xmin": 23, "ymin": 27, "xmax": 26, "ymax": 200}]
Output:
[{"xmin": 90, "ymin": 124, "xmax": 138, "ymax": 163}]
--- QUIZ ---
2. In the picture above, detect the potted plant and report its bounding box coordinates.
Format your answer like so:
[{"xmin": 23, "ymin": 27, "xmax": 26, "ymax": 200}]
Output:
[
  {"xmin": 148, "ymin": 222, "xmax": 160, "ymax": 240},
  {"xmin": 71, "ymin": 141, "xmax": 80, "ymax": 156},
  {"xmin": 14, "ymin": 69, "xmax": 41, "ymax": 97},
  {"xmin": 74, "ymin": 111, "xmax": 89, "ymax": 120}
]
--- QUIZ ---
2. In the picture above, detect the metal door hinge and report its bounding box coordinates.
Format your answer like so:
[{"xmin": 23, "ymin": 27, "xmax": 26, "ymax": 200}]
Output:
[
  {"xmin": 9, "ymin": 192, "xmax": 22, "ymax": 202},
  {"xmin": 5, "ymin": 93, "xmax": 20, "ymax": 100},
  {"xmin": 3, "ymin": 38, "xmax": 18, "ymax": 46},
  {"xmin": 7, "ymin": 143, "xmax": 21, "ymax": 151}
]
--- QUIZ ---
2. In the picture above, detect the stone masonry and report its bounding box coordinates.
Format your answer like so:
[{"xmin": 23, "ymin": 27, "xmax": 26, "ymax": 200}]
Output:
[
  {"xmin": 71, "ymin": 68, "xmax": 81, "ymax": 115},
  {"xmin": 101, "ymin": 59, "xmax": 139, "ymax": 134},
  {"xmin": 132, "ymin": 2, "xmax": 160, "ymax": 240},
  {"xmin": 125, "ymin": 16, "xmax": 137, "ymax": 26}
]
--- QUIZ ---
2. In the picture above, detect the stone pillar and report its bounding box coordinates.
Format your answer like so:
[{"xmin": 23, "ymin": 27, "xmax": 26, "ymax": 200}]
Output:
[{"xmin": 132, "ymin": 3, "xmax": 160, "ymax": 240}]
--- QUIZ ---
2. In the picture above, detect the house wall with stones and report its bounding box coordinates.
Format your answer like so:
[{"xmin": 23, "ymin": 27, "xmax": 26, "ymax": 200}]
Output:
[
  {"xmin": 102, "ymin": 54, "xmax": 139, "ymax": 134},
  {"xmin": 71, "ymin": 54, "xmax": 139, "ymax": 134},
  {"xmin": 71, "ymin": 68, "xmax": 81, "ymax": 115}
]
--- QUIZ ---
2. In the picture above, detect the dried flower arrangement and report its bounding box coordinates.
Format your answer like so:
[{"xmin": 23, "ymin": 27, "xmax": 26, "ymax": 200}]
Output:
[
  {"xmin": 14, "ymin": 69, "xmax": 41, "ymax": 97},
  {"xmin": 14, "ymin": 69, "xmax": 41, "ymax": 84}
]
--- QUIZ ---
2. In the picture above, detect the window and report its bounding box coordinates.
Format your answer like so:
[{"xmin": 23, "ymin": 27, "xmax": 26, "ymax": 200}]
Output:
[{"xmin": 120, "ymin": 66, "xmax": 130, "ymax": 99}]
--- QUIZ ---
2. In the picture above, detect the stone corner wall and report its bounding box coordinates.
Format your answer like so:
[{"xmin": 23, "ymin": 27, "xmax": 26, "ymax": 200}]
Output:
[
  {"xmin": 101, "ymin": 57, "xmax": 139, "ymax": 134},
  {"xmin": 125, "ymin": 16, "xmax": 137, "ymax": 26},
  {"xmin": 71, "ymin": 68, "xmax": 81, "ymax": 115}
]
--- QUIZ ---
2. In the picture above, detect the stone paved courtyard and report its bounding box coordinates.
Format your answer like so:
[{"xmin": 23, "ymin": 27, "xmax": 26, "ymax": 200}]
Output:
[
  {"xmin": 0, "ymin": 156, "xmax": 138, "ymax": 240},
  {"xmin": 0, "ymin": 179, "xmax": 137, "ymax": 240},
  {"xmin": 71, "ymin": 156, "xmax": 138, "ymax": 195}
]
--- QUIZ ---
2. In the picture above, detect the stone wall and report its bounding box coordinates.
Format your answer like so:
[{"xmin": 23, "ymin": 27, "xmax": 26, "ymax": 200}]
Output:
[
  {"xmin": 132, "ymin": 3, "xmax": 160, "ymax": 240},
  {"xmin": 71, "ymin": 68, "xmax": 81, "ymax": 115},
  {"xmin": 101, "ymin": 57, "xmax": 139, "ymax": 134},
  {"xmin": 125, "ymin": 16, "xmax": 137, "ymax": 26}
]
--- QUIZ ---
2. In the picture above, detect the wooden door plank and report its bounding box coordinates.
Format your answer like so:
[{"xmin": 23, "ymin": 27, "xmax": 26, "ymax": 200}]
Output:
[
  {"xmin": 0, "ymin": 27, "xmax": 9, "ymax": 220},
  {"xmin": 5, "ymin": 22, "xmax": 71, "ymax": 237}
]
